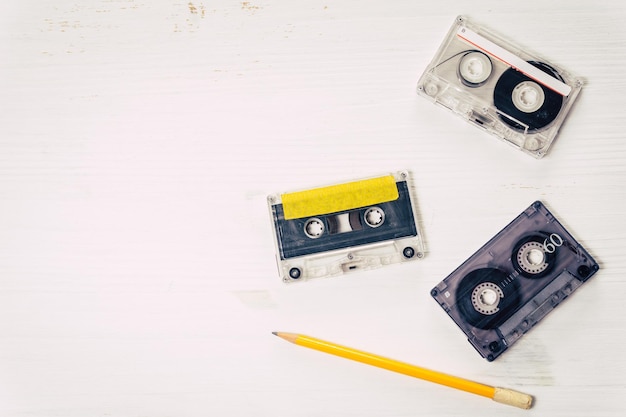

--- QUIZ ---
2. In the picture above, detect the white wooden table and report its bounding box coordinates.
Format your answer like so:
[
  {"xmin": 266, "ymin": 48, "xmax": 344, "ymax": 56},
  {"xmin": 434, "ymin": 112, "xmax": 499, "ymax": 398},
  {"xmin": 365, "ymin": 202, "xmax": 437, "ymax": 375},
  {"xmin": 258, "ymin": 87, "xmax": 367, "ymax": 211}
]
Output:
[{"xmin": 1, "ymin": 1, "xmax": 625, "ymax": 416}]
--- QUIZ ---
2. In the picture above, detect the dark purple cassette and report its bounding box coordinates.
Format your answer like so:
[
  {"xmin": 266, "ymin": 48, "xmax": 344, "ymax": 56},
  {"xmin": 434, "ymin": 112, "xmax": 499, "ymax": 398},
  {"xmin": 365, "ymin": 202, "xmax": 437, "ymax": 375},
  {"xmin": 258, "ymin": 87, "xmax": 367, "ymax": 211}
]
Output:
[{"xmin": 431, "ymin": 201, "xmax": 599, "ymax": 361}]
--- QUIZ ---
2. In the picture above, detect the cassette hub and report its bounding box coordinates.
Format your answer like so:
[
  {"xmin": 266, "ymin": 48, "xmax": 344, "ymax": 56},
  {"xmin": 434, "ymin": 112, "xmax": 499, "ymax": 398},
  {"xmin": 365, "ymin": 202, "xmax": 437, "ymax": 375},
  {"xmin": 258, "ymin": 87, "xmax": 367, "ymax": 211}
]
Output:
[{"xmin": 458, "ymin": 51, "xmax": 492, "ymax": 86}]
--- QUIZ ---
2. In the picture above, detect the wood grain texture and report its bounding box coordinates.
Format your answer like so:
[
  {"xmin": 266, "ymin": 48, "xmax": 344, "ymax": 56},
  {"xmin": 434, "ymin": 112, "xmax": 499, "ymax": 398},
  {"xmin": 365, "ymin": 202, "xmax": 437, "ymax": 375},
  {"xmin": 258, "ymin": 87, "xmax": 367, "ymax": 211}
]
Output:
[{"xmin": 1, "ymin": 1, "xmax": 625, "ymax": 416}]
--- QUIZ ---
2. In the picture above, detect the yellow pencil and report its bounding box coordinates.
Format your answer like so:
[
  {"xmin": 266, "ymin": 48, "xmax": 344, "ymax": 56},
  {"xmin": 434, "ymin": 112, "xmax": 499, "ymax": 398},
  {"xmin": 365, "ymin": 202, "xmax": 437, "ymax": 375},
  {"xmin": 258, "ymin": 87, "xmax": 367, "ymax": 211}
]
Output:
[{"xmin": 273, "ymin": 332, "xmax": 532, "ymax": 410}]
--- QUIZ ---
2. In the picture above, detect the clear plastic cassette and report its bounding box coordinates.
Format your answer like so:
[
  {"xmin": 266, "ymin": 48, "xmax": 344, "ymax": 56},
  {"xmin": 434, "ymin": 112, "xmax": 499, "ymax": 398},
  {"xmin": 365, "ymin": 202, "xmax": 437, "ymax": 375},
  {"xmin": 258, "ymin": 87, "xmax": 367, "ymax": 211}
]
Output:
[
  {"xmin": 431, "ymin": 201, "xmax": 599, "ymax": 361},
  {"xmin": 417, "ymin": 16, "xmax": 583, "ymax": 158},
  {"xmin": 268, "ymin": 170, "xmax": 424, "ymax": 282}
]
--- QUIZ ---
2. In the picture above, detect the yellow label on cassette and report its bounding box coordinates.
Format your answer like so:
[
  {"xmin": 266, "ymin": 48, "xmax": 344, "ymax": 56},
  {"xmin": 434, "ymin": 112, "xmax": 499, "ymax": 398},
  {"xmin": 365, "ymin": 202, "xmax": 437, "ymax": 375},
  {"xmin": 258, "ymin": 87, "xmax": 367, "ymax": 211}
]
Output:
[{"xmin": 281, "ymin": 175, "xmax": 399, "ymax": 220}]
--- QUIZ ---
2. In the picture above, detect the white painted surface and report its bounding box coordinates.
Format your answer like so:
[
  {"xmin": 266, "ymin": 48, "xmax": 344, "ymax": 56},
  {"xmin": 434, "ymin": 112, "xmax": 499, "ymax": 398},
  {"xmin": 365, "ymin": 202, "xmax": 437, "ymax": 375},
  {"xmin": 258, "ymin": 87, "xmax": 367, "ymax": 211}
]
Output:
[{"xmin": 1, "ymin": 1, "xmax": 625, "ymax": 416}]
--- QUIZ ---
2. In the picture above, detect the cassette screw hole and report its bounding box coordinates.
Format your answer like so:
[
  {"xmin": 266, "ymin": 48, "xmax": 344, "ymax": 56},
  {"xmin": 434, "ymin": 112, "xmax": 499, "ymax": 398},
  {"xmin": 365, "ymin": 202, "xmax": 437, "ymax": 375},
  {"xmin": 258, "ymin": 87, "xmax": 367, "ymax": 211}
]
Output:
[
  {"xmin": 488, "ymin": 341, "xmax": 501, "ymax": 353},
  {"xmin": 424, "ymin": 82, "xmax": 439, "ymax": 96},
  {"xmin": 430, "ymin": 289, "xmax": 438, "ymax": 296},
  {"xmin": 402, "ymin": 247, "xmax": 415, "ymax": 259},
  {"xmin": 288, "ymin": 268, "xmax": 302, "ymax": 279},
  {"xmin": 578, "ymin": 265, "xmax": 591, "ymax": 278}
]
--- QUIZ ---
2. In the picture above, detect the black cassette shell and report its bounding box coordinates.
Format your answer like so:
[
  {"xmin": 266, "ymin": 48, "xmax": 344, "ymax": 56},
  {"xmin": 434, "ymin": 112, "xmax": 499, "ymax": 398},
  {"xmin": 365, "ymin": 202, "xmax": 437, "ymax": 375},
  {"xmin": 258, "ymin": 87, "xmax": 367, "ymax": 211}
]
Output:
[{"xmin": 494, "ymin": 61, "xmax": 564, "ymax": 132}]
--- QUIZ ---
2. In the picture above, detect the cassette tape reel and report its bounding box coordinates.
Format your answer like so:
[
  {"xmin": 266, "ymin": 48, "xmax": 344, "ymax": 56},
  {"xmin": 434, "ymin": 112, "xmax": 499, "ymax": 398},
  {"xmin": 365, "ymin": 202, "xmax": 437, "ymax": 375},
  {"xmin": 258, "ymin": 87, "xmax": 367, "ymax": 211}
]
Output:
[
  {"xmin": 417, "ymin": 16, "xmax": 583, "ymax": 158},
  {"xmin": 431, "ymin": 201, "xmax": 599, "ymax": 361},
  {"xmin": 268, "ymin": 171, "xmax": 424, "ymax": 282}
]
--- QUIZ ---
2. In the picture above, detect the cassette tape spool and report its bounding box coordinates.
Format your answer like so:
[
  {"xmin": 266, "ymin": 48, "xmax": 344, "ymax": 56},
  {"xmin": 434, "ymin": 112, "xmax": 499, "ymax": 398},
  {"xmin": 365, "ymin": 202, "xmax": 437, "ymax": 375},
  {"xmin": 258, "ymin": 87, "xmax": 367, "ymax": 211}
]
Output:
[
  {"xmin": 417, "ymin": 16, "xmax": 583, "ymax": 158},
  {"xmin": 431, "ymin": 201, "xmax": 599, "ymax": 361},
  {"xmin": 268, "ymin": 171, "xmax": 424, "ymax": 282}
]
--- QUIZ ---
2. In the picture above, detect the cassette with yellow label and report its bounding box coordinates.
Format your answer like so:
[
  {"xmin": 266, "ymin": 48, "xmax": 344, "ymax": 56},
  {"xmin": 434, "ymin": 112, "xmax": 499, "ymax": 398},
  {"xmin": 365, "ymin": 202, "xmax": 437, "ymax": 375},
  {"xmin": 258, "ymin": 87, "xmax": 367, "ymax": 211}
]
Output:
[{"xmin": 268, "ymin": 171, "xmax": 424, "ymax": 282}]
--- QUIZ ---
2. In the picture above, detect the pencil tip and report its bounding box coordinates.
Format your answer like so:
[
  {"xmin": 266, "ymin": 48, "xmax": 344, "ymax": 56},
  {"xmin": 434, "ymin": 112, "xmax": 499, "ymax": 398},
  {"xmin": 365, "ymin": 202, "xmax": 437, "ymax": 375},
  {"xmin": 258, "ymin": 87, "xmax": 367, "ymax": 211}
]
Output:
[{"xmin": 272, "ymin": 331, "xmax": 278, "ymax": 336}]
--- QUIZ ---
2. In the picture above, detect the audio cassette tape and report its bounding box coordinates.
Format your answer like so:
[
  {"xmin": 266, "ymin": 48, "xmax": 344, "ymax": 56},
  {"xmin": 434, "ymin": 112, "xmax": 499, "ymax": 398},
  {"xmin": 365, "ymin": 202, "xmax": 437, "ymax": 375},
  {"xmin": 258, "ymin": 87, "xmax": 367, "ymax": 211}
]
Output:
[
  {"xmin": 431, "ymin": 201, "xmax": 599, "ymax": 361},
  {"xmin": 417, "ymin": 16, "xmax": 583, "ymax": 158},
  {"xmin": 268, "ymin": 171, "xmax": 424, "ymax": 282}
]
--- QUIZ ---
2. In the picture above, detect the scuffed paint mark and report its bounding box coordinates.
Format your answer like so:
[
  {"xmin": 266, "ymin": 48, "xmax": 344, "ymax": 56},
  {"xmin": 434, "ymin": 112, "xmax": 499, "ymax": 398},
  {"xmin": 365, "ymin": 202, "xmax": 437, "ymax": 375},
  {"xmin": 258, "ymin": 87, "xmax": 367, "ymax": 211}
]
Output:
[
  {"xmin": 188, "ymin": 2, "xmax": 205, "ymax": 17},
  {"xmin": 241, "ymin": 2, "xmax": 261, "ymax": 12},
  {"xmin": 232, "ymin": 290, "xmax": 277, "ymax": 309},
  {"xmin": 174, "ymin": 2, "xmax": 206, "ymax": 32}
]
